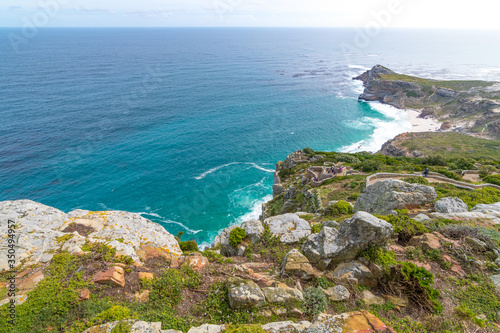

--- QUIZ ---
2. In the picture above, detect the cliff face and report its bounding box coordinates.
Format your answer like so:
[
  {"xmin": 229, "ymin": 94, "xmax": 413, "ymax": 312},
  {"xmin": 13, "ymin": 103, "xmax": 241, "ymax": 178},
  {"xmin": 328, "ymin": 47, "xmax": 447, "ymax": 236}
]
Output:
[{"xmin": 355, "ymin": 65, "xmax": 500, "ymax": 138}]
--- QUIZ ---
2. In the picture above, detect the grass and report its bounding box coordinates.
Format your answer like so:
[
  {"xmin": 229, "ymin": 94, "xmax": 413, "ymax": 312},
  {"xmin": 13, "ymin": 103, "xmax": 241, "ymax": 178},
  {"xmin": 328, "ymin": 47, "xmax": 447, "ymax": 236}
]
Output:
[
  {"xmin": 433, "ymin": 183, "xmax": 500, "ymax": 209},
  {"xmin": 379, "ymin": 73, "xmax": 495, "ymax": 91}
]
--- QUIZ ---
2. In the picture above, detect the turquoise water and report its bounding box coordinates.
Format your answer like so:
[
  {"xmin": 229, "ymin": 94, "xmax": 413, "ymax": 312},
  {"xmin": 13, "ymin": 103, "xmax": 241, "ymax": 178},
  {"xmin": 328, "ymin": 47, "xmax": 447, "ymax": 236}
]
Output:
[{"xmin": 1, "ymin": 28, "xmax": 499, "ymax": 246}]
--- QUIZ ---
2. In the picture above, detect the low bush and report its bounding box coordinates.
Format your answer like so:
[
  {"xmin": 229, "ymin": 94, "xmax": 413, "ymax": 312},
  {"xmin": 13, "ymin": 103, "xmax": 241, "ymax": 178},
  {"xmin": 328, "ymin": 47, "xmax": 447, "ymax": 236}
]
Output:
[
  {"xmin": 303, "ymin": 287, "xmax": 328, "ymax": 316},
  {"xmin": 483, "ymin": 174, "xmax": 500, "ymax": 186},
  {"xmin": 358, "ymin": 246, "xmax": 397, "ymax": 272},
  {"xmin": 377, "ymin": 214, "xmax": 429, "ymax": 245},
  {"xmin": 180, "ymin": 240, "xmax": 199, "ymax": 252},
  {"xmin": 229, "ymin": 227, "xmax": 247, "ymax": 247},
  {"xmin": 402, "ymin": 176, "xmax": 430, "ymax": 185},
  {"xmin": 328, "ymin": 200, "xmax": 353, "ymax": 216}
]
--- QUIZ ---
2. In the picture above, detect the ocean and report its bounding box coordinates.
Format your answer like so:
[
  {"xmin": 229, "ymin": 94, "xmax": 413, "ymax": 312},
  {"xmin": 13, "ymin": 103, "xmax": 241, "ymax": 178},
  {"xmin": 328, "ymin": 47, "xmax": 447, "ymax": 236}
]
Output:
[{"xmin": 1, "ymin": 28, "xmax": 499, "ymax": 246}]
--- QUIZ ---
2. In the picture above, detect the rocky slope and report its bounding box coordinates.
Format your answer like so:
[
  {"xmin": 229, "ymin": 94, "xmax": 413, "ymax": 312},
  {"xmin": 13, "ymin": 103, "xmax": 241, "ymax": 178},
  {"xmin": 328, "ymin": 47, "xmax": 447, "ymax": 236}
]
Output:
[{"xmin": 355, "ymin": 65, "xmax": 500, "ymax": 138}]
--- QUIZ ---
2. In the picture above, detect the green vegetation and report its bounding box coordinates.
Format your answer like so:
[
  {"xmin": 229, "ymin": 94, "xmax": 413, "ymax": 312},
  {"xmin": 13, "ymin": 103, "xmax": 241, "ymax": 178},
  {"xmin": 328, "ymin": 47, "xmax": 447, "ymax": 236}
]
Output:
[
  {"xmin": 433, "ymin": 183, "xmax": 500, "ymax": 209},
  {"xmin": 483, "ymin": 174, "xmax": 500, "ymax": 186},
  {"xmin": 180, "ymin": 240, "xmax": 199, "ymax": 252},
  {"xmin": 379, "ymin": 73, "xmax": 495, "ymax": 91},
  {"xmin": 454, "ymin": 274, "xmax": 500, "ymax": 322},
  {"xmin": 224, "ymin": 324, "xmax": 267, "ymax": 333},
  {"xmin": 303, "ymin": 287, "xmax": 328, "ymax": 316},
  {"xmin": 111, "ymin": 321, "xmax": 133, "ymax": 333},
  {"xmin": 87, "ymin": 305, "xmax": 133, "ymax": 327},
  {"xmin": 202, "ymin": 250, "xmax": 234, "ymax": 264},
  {"xmin": 327, "ymin": 200, "xmax": 353, "ymax": 216},
  {"xmin": 229, "ymin": 227, "xmax": 247, "ymax": 247},
  {"xmin": 358, "ymin": 246, "xmax": 397, "ymax": 272},
  {"xmin": 377, "ymin": 214, "xmax": 429, "ymax": 245},
  {"xmin": 402, "ymin": 176, "xmax": 429, "ymax": 185}
]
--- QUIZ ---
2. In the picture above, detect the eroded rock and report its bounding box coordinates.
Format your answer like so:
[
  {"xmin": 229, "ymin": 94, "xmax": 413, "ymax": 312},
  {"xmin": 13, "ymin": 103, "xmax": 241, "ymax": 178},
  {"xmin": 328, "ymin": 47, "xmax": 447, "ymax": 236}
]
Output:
[
  {"xmin": 434, "ymin": 197, "xmax": 468, "ymax": 213},
  {"xmin": 264, "ymin": 214, "xmax": 311, "ymax": 243}
]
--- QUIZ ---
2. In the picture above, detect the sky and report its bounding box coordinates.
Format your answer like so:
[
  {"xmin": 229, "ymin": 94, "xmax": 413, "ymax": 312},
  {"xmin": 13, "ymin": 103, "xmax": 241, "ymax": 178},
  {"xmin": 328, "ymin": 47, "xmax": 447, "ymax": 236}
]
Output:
[{"xmin": 1, "ymin": 0, "xmax": 500, "ymax": 29}]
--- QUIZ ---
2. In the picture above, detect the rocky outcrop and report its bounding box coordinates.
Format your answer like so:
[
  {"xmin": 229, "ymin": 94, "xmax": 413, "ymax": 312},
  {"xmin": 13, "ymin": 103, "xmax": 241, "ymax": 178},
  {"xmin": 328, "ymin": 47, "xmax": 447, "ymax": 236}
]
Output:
[
  {"xmin": 262, "ymin": 321, "xmax": 312, "ymax": 333},
  {"xmin": 326, "ymin": 260, "xmax": 377, "ymax": 287},
  {"xmin": 302, "ymin": 212, "xmax": 393, "ymax": 270},
  {"xmin": 228, "ymin": 279, "xmax": 266, "ymax": 309},
  {"xmin": 322, "ymin": 285, "xmax": 350, "ymax": 301},
  {"xmin": 354, "ymin": 179, "xmax": 437, "ymax": 215},
  {"xmin": 214, "ymin": 219, "xmax": 264, "ymax": 256},
  {"xmin": 280, "ymin": 249, "xmax": 319, "ymax": 279},
  {"xmin": 434, "ymin": 197, "xmax": 469, "ymax": 213},
  {"xmin": 262, "ymin": 285, "xmax": 304, "ymax": 304},
  {"xmin": 264, "ymin": 214, "xmax": 311, "ymax": 243},
  {"xmin": 0, "ymin": 200, "xmax": 182, "ymax": 271},
  {"xmin": 304, "ymin": 311, "xmax": 395, "ymax": 333},
  {"xmin": 472, "ymin": 202, "xmax": 500, "ymax": 214}
]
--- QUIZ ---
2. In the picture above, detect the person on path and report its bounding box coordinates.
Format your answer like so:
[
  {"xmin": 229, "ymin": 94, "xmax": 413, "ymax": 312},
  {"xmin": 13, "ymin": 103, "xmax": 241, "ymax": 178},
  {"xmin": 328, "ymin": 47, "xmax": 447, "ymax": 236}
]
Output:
[{"xmin": 424, "ymin": 168, "xmax": 429, "ymax": 177}]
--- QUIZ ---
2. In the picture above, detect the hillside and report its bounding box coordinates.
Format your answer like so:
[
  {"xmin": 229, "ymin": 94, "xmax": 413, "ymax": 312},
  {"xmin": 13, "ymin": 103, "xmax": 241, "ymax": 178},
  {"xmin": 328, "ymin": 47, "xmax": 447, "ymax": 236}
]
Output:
[{"xmin": 355, "ymin": 66, "xmax": 500, "ymax": 138}]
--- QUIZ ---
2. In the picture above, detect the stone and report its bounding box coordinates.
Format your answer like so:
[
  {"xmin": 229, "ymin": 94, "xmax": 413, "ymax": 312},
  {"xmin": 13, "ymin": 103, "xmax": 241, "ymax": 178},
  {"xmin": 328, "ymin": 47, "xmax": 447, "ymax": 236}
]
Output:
[
  {"xmin": 302, "ymin": 212, "xmax": 393, "ymax": 269},
  {"xmin": 465, "ymin": 237, "xmax": 488, "ymax": 252},
  {"xmin": 408, "ymin": 233, "xmax": 441, "ymax": 251},
  {"xmin": 79, "ymin": 288, "xmax": 91, "ymax": 301},
  {"xmin": 413, "ymin": 214, "xmax": 431, "ymax": 222},
  {"xmin": 472, "ymin": 202, "xmax": 500, "ymax": 214},
  {"xmin": 434, "ymin": 197, "xmax": 469, "ymax": 213},
  {"xmin": 323, "ymin": 285, "xmax": 350, "ymax": 301},
  {"xmin": 0, "ymin": 200, "xmax": 182, "ymax": 272},
  {"xmin": 304, "ymin": 311, "xmax": 394, "ymax": 333},
  {"xmin": 18, "ymin": 271, "xmax": 44, "ymax": 291},
  {"xmin": 93, "ymin": 266, "xmax": 126, "ymax": 288},
  {"xmin": 262, "ymin": 321, "xmax": 312, "ymax": 333},
  {"xmin": 280, "ymin": 249, "xmax": 319, "ymax": 279},
  {"xmin": 289, "ymin": 308, "xmax": 304, "ymax": 317},
  {"xmin": 383, "ymin": 295, "xmax": 408, "ymax": 308},
  {"xmin": 354, "ymin": 179, "xmax": 437, "ymax": 215},
  {"xmin": 361, "ymin": 290, "xmax": 385, "ymax": 306},
  {"xmin": 187, "ymin": 324, "xmax": 225, "ymax": 333},
  {"xmin": 262, "ymin": 286, "xmax": 304, "ymax": 304},
  {"xmin": 138, "ymin": 272, "xmax": 154, "ymax": 280},
  {"xmin": 241, "ymin": 219, "xmax": 265, "ymax": 243},
  {"xmin": 327, "ymin": 261, "xmax": 377, "ymax": 287},
  {"xmin": 134, "ymin": 290, "xmax": 150, "ymax": 303},
  {"xmin": 228, "ymin": 279, "xmax": 266, "ymax": 309},
  {"xmin": 264, "ymin": 214, "xmax": 311, "ymax": 243},
  {"xmin": 130, "ymin": 321, "xmax": 162, "ymax": 333},
  {"xmin": 214, "ymin": 224, "xmax": 247, "ymax": 257},
  {"xmin": 184, "ymin": 254, "xmax": 210, "ymax": 271},
  {"xmin": 322, "ymin": 221, "xmax": 339, "ymax": 228}
]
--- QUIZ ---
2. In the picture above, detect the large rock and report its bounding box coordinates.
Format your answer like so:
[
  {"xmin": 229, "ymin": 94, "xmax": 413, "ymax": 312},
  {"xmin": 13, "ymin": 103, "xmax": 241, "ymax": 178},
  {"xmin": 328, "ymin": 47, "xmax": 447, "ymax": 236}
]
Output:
[
  {"xmin": 302, "ymin": 212, "xmax": 393, "ymax": 270},
  {"xmin": 262, "ymin": 285, "xmax": 304, "ymax": 304},
  {"xmin": 322, "ymin": 285, "xmax": 350, "ymax": 301},
  {"xmin": 472, "ymin": 202, "xmax": 500, "ymax": 214},
  {"xmin": 241, "ymin": 219, "xmax": 265, "ymax": 243},
  {"xmin": 215, "ymin": 220, "xmax": 264, "ymax": 256},
  {"xmin": 228, "ymin": 279, "xmax": 266, "ymax": 309},
  {"xmin": 354, "ymin": 179, "xmax": 437, "ymax": 215},
  {"xmin": 264, "ymin": 214, "xmax": 311, "ymax": 243},
  {"xmin": 93, "ymin": 266, "xmax": 126, "ymax": 288},
  {"xmin": 82, "ymin": 320, "xmax": 165, "ymax": 333},
  {"xmin": 326, "ymin": 261, "xmax": 376, "ymax": 287},
  {"xmin": 262, "ymin": 321, "xmax": 312, "ymax": 333},
  {"xmin": 187, "ymin": 324, "xmax": 225, "ymax": 333},
  {"xmin": 434, "ymin": 197, "xmax": 468, "ymax": 213},
  {"xmin": 280, "ymin": 249, "xmax": 319, "ymax": 279},
  {"xmin": 304, "ymin": 311, "xmax": 395, "ymax": 333},
  {"xmin": 0, "ymin": 200, "xmax": 182, "ymax": 271}
]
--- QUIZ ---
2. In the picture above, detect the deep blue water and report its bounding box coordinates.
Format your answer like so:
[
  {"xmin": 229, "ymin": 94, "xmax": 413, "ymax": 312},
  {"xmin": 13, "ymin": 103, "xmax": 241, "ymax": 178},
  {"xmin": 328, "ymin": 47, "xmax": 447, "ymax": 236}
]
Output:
[{"xmin": 1, "ymin": 28, "xmax": 499, "ymax": 246}]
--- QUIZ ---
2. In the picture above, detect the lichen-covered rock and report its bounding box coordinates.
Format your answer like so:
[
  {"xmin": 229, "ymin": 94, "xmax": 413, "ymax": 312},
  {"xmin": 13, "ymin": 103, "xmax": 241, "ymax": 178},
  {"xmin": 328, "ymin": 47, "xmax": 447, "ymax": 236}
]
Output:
[
  {"xmin": 434, "ymin": 197, "xmax": 468, "ymax": 213},
  {"xmin": 280, "ymin": 249, "xmax": 319, "ymax": 279},
  {"xmin": 408, "ymin": 233, "xmax": 441, "ymax": 251},
  {"xmin": 354, "ymin": 179, "xmax": 437, "ymax": 215},
  {"xmin": 262, "ymin": 321, "xmax": 312, "ymax": 333},
  {"xmin": 472, "ymin": 202, "xmax": 500, "ymax": 214},
  {"xmin": 361, "ymin": 290, "xmax": 385, "ymax": 306},
  {"xmin": 302, "ymin": 212, "xmax": 393, "ymax": 270},
  {"xmin": 264, "ymin": 214, "xmax": 311, "ymax": 243},
  {"xmin": 241, "ymin": 219, "xmax": 265, "ymax": 243},
  {"xmin": 322, "ymin": 285, "xmax": 350, "ymax": 301},
  {"xmin": 327, "ymin": 261, "xmax": 376, "ymax": 287},
  {"xmin": 304, "ymin": 311, "xmax": 395, "ymax": 333},
  {"xmin": 0, "ymin": 200, "xmax": 182, "ymax": 271},
  {"xmin": 186, "ymin": 324, "xmax": 225, "ymax": 333},
  {"xmin": 262, "ymin": 285, "xmax": 304, "ymax": 304},
  {"xmin": 228, "ymin": 279, "xmax": 266, "ymax": 309}
]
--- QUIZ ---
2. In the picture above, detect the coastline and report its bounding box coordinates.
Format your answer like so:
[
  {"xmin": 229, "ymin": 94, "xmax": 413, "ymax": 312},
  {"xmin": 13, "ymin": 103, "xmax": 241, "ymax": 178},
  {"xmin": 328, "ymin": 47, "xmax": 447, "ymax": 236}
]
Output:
[{"xmin": 406, "ymin": 108, "xmax": 442, "ymax": 133}]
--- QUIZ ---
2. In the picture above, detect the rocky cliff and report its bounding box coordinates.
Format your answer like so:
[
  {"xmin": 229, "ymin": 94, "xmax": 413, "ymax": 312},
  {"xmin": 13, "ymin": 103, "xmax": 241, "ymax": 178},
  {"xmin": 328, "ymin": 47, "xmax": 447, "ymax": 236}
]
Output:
[{"xmin": 355, "ymin": 65, "xmax": 500, "ymax": 138}]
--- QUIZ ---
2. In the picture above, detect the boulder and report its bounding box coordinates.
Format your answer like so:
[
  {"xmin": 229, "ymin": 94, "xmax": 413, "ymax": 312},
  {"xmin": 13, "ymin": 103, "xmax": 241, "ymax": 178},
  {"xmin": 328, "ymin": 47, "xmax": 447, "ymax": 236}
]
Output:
[
  {"xmin": 228, "ymin": 279, "xmax": 266, "ymax": 309},
  {"xmin": 434, "ymin": 197, "xmax": 468, "ymax": 213},
  {"xmin": 302, "ymin": 212, "xmax": 393, "ymax": 269},
  {"xmin": 187, "ymin": 324, "xmax": 225, "ymax": 333},
  {"xmin": 82, "ymin": 320, "xmax": 164, "ymax": 333},
  {"xmin": 361, "ymin": 290, "xmax": 385, "ymax": 306},
  {"xmin": 304, "ymin": 311, "xmax": 395, "ymax": 333},
  {"xmin": 262, "ymin": 285, "xmax": 304, "ymax": 304},
  {"xmin": 322, "ymin": 285, "xmax": 350, "ymax": 301},
  {"xmin": 413, "ymin": 214, "xmax": 431, "ymax": 222},
  {"xmin": 472, "ymin": 202, "xmax": 500, "ymax": 214},
  {"xmin": 262, "ymin": 321, "xmax": 312, "ymax": 333},
  {"xmin": 354, "ymin": 179, "xmax": 437, "ymax": 215},
  {"xmin": 215, "ymin": 220, "xmax": 264, "ymax": 256},
  {"xmin": 408, "ymin": 233, "xmax": 441, "ymax": 251},
  {"xmin": 241, "ymin": 219, "xmax": 265, "ymax": 243},
  {"xmin": 326, "ymin": 261, "xmax": 377, "ymax": 287},
  {"xmin": 93, "ymin": 266, "xmax": 126, "ymax": 288},
  {"xmin": 264, "ymin": 214, "xmax": 311, "ymax": 243},
  {"xmin": 0, "ymin": 200, "xmax": 182, "ymax": 271},
  {"xmin": 280, "ymin": 249, "xmax": 319, "ymax": 279}
]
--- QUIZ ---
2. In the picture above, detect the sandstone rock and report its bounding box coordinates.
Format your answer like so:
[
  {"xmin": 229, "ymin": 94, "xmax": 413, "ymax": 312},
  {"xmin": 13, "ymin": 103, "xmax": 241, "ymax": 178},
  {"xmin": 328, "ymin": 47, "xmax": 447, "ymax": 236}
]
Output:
[
  {"xmin": 18, "ymin": 271, "xmax": 44, "ymax": 291},
  {"xmin": 130, "ymin": 321, "xmax": 162, "ymax": 333},
  {"xmin": 280, "ymin": 249, "xmax": 318, "ymax": 279},
  {"xmin": 264, "ymin": 214, "xmax": 311, "ymax": 243},
  {"xmin": 361, "ymin": 290, "xmax": 385, "ymax": 306},
  {"xmin": 241, "ymin": 219, "xmax": 265, "ymax": 243},
  {"xmin": 262, "ymin": 321, "xmax": 311, "ymax": 333},
  {"xmin": 262, "ymin": 286, "xmax": 304, "ymax": 304},
  {"xmin": 304, "ymin": 310, "xmax": 394, "ymax": 333},
  {"xmin": 354, "ymin": 179, "xmax": 437, "ymax": 215},
  {"xmin": 0, "ymin": 200, "xmax": 182, "ymax": 272},
  {"xmin": 187, "ymin": 324, "xmax": 225, "ymax": 333},
  {"xmin": 408, "ymin": 233, "xmax": 441, "ymax": 251},
  {"xmin": 434, "ymin": 197, "xmax": 468, "ymax": 213},
  {"xmin": 327, "ymin": 261, "xmax": 377, "ymax": 287},
  {"xmin": 228, "ymin": 279, "xmax": 266, "ymax": 309},
  {"xmin": 134, "ymin": 290, "xmax": 150, "ymax": 303},
  {"xmin": 79, "ymin": 288, "xmax": 90, "ymax": 301},
  {"xmin": 302, "ymin": 212, "xmax": 393, "ymax": 269},
  {"xmin": 183, "ymin": 254, "xmax": 210, "ymax": 271},
  {"xmin": 93, "ymin": 266, "xmax": 126, "ymax": 288},
  {"xmin": 322, "ymin": 285, "xmax": 350, "ymax": 301},
  {"xmin": 138, "ymin": 272, "xmax": 154, "ymax": 280}
]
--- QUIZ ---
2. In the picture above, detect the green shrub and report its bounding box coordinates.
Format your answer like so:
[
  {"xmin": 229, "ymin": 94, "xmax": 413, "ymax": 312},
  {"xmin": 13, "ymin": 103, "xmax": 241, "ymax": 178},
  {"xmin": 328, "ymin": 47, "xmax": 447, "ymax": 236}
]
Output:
[
  {"xmin": 348, "ymin": 192, "xmax": 360, "ymax": 201},
  {"xmin": 87, "ymin": 306, "xmax": 133, "ymax": 327},
  {"xmin": 455, "ymin": 278, "xmax": 500, "ymax": 322},
  {"xmin": 303, "ymin": 287, "xmax": 328, "ymax": 316},
  {"xmin": 310, "ymin": 223, "xmax": 321, "ymax": 234},
  {"xmin": 303, "ymin": 147, "xmax": 315, "ymax": 155},
  {"xmin": 398, "ymin": 262, "xmax": 442, "ymax": 314},
  {"xmin": 316, "ymin": 276, "xmax": 334, "ymax": 289},
  {"xmin": 328, "ymin": 200, "xmax": 353, "ymax": 216},
  {"xmin": 111, "ymin": 321, "xmax": 133, "ymax": 333},
  {"xmin": 454, "ymin": 157, "xmax": 475, "ymax": 170},
  {"xmin": 358, "ymin": 246, "xmax": 396, "ymax": 272},
  {"xmin": 224, "ymin": 324, "xmax": 267, "ymax": 333},
  {"xmin": 402, "ymin": 176, "xmax": 430, "ymax": 185},
  {"xmin": 180, "ymin": 264, "xmax": 202, "ymax": 289},
  {"xmin": 278, "ymin": 168, "xmax": 294, "ymax": 179},
  {"xmin": 377, "ymin": 215, "xmax": 429, "ymax": 245},
  {"xmin": 229, "ymin": 227, "xmax": 247, "ymax": 247},
  {"xmin": 434, "ymin": 184, "xmax": 500, "ymax": 209},
  {"xmin": 483, "ymin": 174, "xmax": 500, "ymax": 186},
  {"xmin": 432, "ymin": 167, "xmax": 462, "ymax": 181},
  {"xmin": 202, "ymin": 250, "xmax": 233, "ymax": 264},
  {"xmin": 149, "ymin": 269, "xmax": 185, "ymax": 308},
  {"xmin": 179, "ymin": 240, "xmax": 199, "ymax": 252}
]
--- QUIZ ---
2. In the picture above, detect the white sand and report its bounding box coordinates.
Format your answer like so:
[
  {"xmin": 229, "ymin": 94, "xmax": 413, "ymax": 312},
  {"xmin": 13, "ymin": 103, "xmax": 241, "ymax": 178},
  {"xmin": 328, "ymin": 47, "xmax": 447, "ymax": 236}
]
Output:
[{"xmin": 406, "ymin": 109, "xmax": 441, "ymax": 132}]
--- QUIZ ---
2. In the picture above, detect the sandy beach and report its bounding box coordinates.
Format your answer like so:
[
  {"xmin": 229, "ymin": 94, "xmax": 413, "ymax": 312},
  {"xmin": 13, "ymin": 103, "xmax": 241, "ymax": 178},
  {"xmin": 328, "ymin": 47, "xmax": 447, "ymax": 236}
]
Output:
[{"xmin": 407, "ymin": 108, "xmax": 442, "ymax": 133}]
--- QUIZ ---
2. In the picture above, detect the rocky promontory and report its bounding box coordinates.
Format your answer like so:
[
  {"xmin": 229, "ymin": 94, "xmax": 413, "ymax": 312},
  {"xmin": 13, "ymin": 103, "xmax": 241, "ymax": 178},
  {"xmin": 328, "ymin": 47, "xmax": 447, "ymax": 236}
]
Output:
[{"xmin": 355, "ymin": 65, "xmax": 500, "ymax": 138}]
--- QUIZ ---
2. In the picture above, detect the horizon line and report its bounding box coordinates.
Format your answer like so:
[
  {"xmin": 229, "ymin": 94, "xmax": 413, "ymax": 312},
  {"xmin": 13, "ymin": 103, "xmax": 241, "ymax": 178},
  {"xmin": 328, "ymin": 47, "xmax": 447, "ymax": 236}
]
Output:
[{"xmin": 1, "ymin": 26, "xmax": 500, "ymax": 30}]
